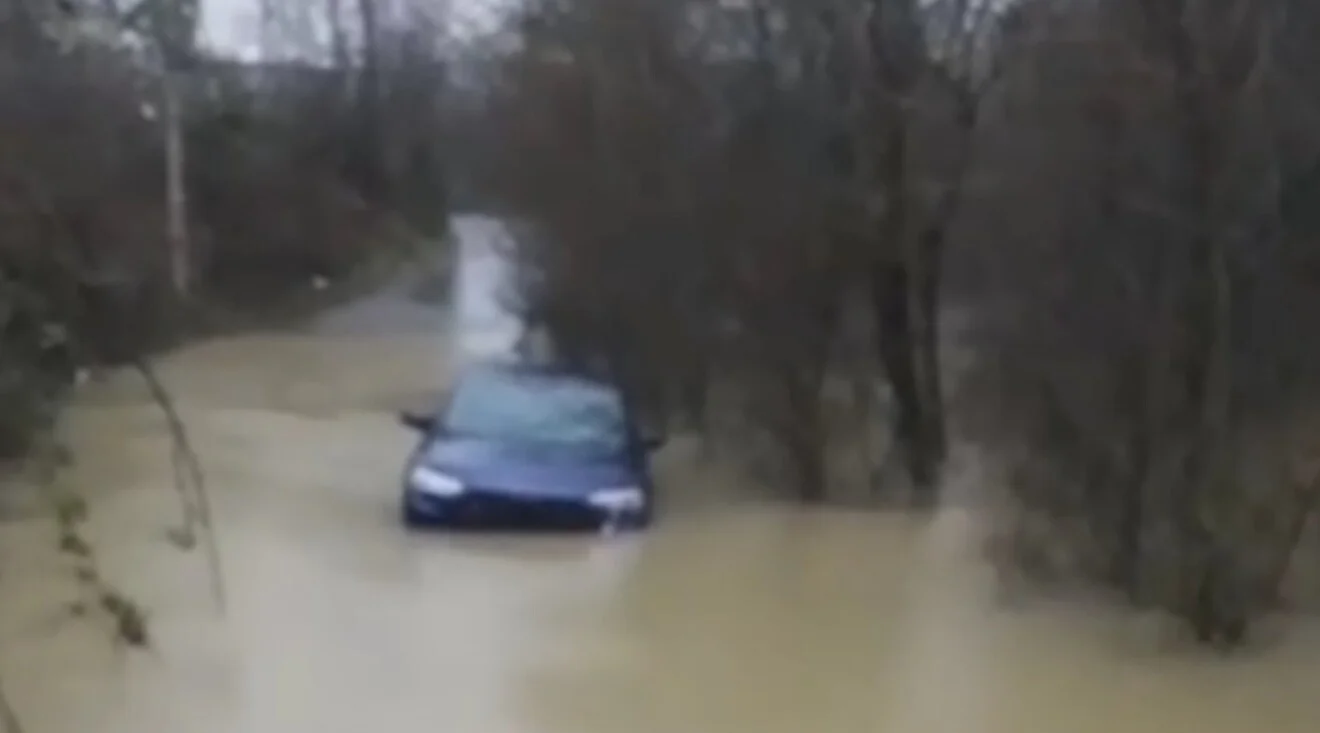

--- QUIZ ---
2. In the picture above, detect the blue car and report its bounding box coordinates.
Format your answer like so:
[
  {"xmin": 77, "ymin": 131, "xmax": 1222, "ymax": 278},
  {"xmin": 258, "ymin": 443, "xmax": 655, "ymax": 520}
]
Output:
[{"xmin": 398, "ymin": 361, "xmax": 663, "ymax": 532}]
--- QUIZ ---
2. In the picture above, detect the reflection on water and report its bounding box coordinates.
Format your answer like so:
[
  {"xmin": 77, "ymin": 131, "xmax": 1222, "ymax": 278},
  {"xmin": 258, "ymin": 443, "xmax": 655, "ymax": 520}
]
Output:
[
  {"xmin": 450, "ymin": 215, "xmax": 523, "ymax": 365},
  {"xmin": 0, "ymin": 215, "xmax": 1317, "ymax": 732}
]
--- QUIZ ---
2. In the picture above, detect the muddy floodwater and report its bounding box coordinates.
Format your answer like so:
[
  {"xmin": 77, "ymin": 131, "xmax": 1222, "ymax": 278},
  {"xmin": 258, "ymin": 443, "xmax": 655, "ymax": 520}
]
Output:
[{"xmin": 1, "ymin": 215, "xmax": 1318, "ymax": 732}]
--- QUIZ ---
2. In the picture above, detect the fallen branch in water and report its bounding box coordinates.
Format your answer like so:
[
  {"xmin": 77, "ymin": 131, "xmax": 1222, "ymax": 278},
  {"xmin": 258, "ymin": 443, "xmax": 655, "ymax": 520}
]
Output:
[{"xmin": 127, "ymin": 353, "xmax": 226, "ymax": 611}]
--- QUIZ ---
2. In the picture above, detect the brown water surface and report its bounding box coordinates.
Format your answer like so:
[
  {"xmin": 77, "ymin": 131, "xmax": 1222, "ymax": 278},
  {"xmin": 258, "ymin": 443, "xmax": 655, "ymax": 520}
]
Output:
[{"xmin": 0, "ymin": 216, "xmax": 1317, "ymax": 733}]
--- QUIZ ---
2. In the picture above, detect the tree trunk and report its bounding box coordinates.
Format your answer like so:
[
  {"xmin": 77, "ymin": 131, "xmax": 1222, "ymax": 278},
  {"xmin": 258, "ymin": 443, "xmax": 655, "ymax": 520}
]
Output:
[
  {"xmin": 785, "ymin": 370, "xmax": 828, "ymax": 503},
  {"xmin": 354, "ymin": 0, "xmax": 386, "ymax": 199},
  {"xmin": 328, "ymin": 0, "xmax": 351, "ymax": 71},
  {"xmin": 914, "ymin": 226, "xmax": 947, "ymax": 465},
  {"xmin": 163, "ymin": 71, "xmax": 189, "ymax": 298},
  {"xmin": 1156, "ymin": 8, "xmax": 1240, "ymax": 641},
  {"xmin": 871, "ymin": 262, "xmax": 938, "ymax": 494},
  {"xmin": 869, "ymin": 107, "xmax": 943, "ymax": 499}
]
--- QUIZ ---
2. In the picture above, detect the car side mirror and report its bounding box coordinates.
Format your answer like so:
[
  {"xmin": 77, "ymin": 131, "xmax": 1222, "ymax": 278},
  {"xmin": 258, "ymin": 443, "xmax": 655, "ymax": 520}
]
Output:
[{"xmin": 399, "ymin": 410, "xmax": 436, "ymax": 433}]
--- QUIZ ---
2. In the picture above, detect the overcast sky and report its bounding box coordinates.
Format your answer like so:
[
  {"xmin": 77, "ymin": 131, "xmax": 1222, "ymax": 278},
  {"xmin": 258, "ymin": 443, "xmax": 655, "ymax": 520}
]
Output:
[
  {"xmin": 198, "ymin": 0, "xmax": 258, "ymax": 58},
  {"xmin": 198, "ymin": 0, "xmax": 511, "ymax": 61}
]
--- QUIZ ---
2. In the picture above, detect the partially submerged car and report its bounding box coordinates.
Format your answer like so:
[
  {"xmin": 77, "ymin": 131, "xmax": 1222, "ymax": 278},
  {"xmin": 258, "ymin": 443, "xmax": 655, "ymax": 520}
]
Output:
[{"xmin": 398, "ymin": 361, "xmax": 663, "ymax": 533}]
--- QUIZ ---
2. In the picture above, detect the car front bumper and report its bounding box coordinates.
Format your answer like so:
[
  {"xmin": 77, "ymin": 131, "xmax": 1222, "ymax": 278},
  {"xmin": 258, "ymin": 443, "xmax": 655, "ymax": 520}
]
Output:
[{"xmin": 402, "ymin": 487, "xmax": 650, "ymax": 533}]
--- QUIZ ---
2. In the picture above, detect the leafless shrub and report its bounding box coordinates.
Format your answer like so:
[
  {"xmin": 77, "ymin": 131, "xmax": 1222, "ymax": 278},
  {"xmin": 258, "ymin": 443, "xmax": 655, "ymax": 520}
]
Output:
[
  {"xmin": 478, "ymin": 0, "xmax": 995, "ymax": 502},
  {"xmin": 960, "ymin": 0, "xmax": 1320, "ymax": 646}
]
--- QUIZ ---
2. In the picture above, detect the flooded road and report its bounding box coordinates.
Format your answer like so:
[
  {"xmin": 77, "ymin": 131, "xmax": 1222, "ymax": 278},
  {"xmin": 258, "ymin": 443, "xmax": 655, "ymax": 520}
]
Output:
[{"xmin": 1, "ymin": 214, "xmax": 1318, "ymax": 732}]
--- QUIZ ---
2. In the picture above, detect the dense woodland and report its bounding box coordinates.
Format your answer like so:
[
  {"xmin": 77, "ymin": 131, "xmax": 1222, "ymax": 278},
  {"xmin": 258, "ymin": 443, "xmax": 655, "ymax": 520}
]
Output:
[{"xmin": 468, "ymin": 0, "xmax": 1320, "ymax": 646}]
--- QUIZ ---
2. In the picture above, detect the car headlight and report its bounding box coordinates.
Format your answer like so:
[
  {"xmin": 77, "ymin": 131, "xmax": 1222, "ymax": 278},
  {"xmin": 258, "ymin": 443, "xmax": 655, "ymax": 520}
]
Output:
[
  {"xmin": 410, "ymin": 466, "xmax": 465, "ymax": 497},
  {"xmin": 587, "ymin": 487, "xmax": 644, "ymax": 511}
]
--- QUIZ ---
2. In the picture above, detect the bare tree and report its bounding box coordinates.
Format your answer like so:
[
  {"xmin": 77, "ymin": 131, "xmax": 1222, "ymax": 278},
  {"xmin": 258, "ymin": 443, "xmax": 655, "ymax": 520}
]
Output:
[
  {"xmin": 960, "ymin": 0, "xmax": 1320, "ymax": 645},
  {"xmin": 475, "ymin": 0, "xmax": 1009, "ymax": 502}
]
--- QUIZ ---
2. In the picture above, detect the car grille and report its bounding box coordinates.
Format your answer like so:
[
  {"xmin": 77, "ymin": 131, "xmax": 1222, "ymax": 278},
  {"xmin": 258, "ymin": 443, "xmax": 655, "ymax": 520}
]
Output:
[{"xmin": 410, "ymin": 489, "xmax": 611, "ymax": 532}]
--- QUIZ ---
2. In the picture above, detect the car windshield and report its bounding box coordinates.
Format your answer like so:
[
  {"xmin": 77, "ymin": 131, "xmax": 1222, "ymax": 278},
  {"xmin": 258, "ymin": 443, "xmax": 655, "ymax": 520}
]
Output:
[{"xmin": 443, "ymin": 366, "xmax": 628, "ymax": 455}]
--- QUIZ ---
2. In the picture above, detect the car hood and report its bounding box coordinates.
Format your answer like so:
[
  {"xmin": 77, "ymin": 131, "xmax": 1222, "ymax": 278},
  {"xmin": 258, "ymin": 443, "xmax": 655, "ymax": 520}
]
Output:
[{"xmin": 416, "ymin": 437, "xmax": 640, "ymax": 499}]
